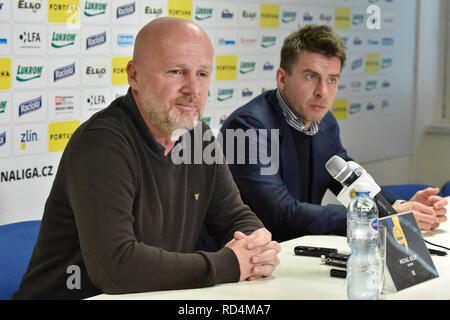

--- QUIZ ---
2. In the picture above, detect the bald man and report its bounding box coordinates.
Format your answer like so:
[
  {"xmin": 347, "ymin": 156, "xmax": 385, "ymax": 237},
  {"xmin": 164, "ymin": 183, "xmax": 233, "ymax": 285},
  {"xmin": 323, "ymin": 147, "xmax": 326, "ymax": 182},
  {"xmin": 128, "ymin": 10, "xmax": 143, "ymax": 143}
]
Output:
[{"xmin": 13, "ymin": 17, "xmax": 280, "ymax": 300}]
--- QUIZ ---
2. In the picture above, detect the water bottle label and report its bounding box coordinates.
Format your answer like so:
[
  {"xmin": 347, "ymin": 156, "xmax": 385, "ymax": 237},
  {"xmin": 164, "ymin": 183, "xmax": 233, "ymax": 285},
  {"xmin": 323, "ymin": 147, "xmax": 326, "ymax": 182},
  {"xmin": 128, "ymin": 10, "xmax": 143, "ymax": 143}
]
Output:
[{"xmin": 370, "ymin": 218, "xmax": 378, "ymax": 231}]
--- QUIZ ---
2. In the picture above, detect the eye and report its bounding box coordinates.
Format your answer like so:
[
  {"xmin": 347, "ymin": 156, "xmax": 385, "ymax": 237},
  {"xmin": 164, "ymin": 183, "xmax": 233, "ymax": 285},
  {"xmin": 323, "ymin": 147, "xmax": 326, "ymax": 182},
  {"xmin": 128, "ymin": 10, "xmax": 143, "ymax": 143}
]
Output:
[
  {"xmin": 328, "ymin": 77, "xmax": 338, "ymax": 84},
  {"xmin": 168, "ymin": 69, "xmax": 183, "ymax": 77},
  {"xmin": 198, "ymin": 71, "xmax": 209, "ymax": 79},
  {"xmin": 306, "ymin": 74, "xmax": 316, "ymax": 80}
]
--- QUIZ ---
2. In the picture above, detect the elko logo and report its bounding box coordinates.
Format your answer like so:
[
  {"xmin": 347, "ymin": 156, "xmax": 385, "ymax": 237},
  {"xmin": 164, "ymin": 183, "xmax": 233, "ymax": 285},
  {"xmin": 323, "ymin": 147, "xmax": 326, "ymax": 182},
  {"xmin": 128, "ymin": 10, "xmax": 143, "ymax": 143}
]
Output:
[
  {"xmin": 116, "ymin": 2, "xmax": 135, "ymax": 19},
  {"xmin": 17, "ymin": 0, "xmax": 42, "ymax": 13},
  {"xmin": 54, "ymin": 63, "xmax": 75, "ymax": 82},
  {"xmin": 18, "ymin": 96, "xmax": 42, "ymax": 117},
  {"xmin": 86, "ymin": 31, "xmax": 106, "ymax": 49},
  {"xmin": 84, "ymin": 1, "xmax": 107, "ymax": 17},
  {"xmin": 85, "ymin": 66, "xmax": 106, "ymax": 77}
]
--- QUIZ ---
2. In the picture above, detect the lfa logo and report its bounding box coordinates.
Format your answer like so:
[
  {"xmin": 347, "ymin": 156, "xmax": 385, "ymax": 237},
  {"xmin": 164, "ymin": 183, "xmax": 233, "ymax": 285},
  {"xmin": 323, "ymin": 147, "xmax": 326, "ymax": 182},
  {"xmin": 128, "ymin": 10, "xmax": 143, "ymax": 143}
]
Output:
[{"xmin": 366, "ymin": 5, "xmax": 381, "ymax": 30}]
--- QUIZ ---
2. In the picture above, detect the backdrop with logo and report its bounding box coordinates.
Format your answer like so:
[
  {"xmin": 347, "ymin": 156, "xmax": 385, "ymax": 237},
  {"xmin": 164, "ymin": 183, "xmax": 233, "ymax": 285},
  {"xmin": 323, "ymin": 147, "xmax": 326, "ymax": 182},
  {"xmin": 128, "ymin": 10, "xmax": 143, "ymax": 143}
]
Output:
[{"xmin": 0, "ymin": 0, "xmax": 416, "ymax": 225}]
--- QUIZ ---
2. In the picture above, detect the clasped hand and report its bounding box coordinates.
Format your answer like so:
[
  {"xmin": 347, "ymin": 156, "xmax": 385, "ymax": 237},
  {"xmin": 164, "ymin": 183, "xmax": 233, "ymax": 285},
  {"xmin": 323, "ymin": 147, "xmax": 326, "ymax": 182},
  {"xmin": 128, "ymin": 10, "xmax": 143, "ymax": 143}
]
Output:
[
  {"xmin": 225, "ymin": 228, "xmax": 281, "ymax": 281},
  {"xmin": 392, "ymin": 187, "xmax": 448, "ymax": 230}
]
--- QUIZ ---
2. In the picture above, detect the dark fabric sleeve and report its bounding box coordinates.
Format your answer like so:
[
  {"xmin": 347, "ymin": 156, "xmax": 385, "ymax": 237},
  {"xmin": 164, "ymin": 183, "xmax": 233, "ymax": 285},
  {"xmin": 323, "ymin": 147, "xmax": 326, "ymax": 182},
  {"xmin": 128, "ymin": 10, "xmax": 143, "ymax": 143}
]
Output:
[
  {"xmin": 220, "ymin": 115, "xmax": 347, "ymax": 242},
  {"xmin": 64, "ymin": 127, "xmax": 240, "ymax": 294},
  {"xmin": 202, "ymin": 138, "xmax": 265, "ymax": 249}
]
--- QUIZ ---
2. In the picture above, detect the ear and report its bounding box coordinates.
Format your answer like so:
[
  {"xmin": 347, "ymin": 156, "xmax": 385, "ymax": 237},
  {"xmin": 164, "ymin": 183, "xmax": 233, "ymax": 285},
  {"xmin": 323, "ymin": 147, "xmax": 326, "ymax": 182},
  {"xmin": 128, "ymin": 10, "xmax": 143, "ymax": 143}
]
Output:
[
  {"xmin": 276, "ymin": 67, "xmax": 287, "ymax": 92},
  {"xmin": 127, "ymin": 60, "xmax": 138, "ymax": 88}
]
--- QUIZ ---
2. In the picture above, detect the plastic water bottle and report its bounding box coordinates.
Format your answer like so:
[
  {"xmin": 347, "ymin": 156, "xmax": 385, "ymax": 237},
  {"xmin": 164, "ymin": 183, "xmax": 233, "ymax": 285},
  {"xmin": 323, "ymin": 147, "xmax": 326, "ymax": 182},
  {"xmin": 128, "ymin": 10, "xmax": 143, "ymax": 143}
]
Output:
[{"xmin": 346, "ymin": 182, "xmax": 380, "ymax": 300}]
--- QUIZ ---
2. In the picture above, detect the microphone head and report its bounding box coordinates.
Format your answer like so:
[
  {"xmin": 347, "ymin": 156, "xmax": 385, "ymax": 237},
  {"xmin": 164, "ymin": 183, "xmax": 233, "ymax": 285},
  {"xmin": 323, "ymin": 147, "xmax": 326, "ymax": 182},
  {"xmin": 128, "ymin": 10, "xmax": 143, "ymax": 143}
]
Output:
[{"xmin": 325, "ymin": 155, "xmax": 353, "ymax": 183}]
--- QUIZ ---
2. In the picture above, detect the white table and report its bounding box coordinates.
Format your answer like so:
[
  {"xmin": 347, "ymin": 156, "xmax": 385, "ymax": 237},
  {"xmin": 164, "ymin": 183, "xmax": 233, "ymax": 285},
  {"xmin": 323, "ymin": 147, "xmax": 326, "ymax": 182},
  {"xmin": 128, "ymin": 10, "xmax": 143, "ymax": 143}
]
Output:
[{"xmin": 89, "ymin": 197, "xmax": 450, "ymax": 300}]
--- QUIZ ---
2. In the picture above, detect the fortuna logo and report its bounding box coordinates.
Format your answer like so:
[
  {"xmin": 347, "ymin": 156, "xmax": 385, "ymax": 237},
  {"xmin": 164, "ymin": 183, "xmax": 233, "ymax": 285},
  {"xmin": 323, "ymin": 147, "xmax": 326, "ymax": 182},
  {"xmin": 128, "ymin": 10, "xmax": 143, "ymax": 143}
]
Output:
[
  {"xmin": 261, "ymin": 36, "xmax": 276, "ymax": 48},
  {"xmin": 19, "ymin": 96, "xmax": 42, "ymax": 117},
  {"xmin": 116, "ymin": 2, "xmax": 135, "ymax": 19},
  {"xmin": 51, "ymin": 32, "xmax": 76, "ymax": 48},
  {"xmin": 84, "ymin": 1, "xmax": 107, "ymax": 17},
  {"xmin": 16, "ymin": 64, "xmax": 43, "ymax": 82},
  {"xmin": 86, "ymin": 31, "xmax": 106, "ymax": 49},
  {"xmin": 54, "ymin": 63, "xmax": 75, "ymax": 82},
  {"xmin": 195, "ymin": 7, "xmax": 212, "ymax": 21},
  {"xmin": 239, "ymin": 61, "xmax": 255, "ymax": 74},
  {"xmin": 0, "ymin": 131, "xmax": 5, "ymax": 146},
  {"xmin": 217, "ymin": 89, "xmax": 234, "ymax": 101}
]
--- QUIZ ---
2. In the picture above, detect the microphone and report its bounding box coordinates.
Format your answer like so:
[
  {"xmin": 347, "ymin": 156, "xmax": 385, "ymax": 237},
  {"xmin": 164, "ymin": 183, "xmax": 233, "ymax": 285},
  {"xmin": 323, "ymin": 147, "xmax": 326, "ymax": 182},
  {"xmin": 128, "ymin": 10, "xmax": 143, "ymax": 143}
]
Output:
[{"xmin": 325, "ymin": 155, "xmax": 397, "ymax": 218}]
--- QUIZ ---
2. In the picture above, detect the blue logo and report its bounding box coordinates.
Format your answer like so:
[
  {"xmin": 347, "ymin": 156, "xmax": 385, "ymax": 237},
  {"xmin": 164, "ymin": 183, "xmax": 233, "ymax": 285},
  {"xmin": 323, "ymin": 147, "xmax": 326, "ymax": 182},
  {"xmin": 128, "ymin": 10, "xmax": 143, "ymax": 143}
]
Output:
[
  {"xmin": 117, "ymin": 34, "xmax": 134, "ymax": 47},
  {"xmin": 370, "ymin": 218, "xmax": 378, "ymax": 231},
  {"xmin": 218, "ymin": 38, "xmax": 235, "ymax": 46},
  {"xmin": 263, "ymin": 61, "xmax": 274, "ymax": 70},
  {"xmin": 19, "ymin": 96, "xmax": 42, "ymax": 117},
  {"xmin": 351, "ymin": 58, "xmax": 363, "ymax": 70},
  {"xmin": 241, "ymin": 88, "xmax": 253, "ymax": 97},
  {"xmin": 86, "ymin": 31, "xmax": 106, "ymax": 49},
  {"xmin": 54, "ymin": 63, "xmax": 75, "ymax": 82},
  {"xmin": 0, "ymin": 38, "xmax": 7, "ymax": 45},
  {"xmin": 303, "ymin": 12, "xmax": 313, "ymax": 22},
  {"xmin": 221, "ymin": 9, "xmax": 233, "ymax": 18},
  {"xmin": 117, "ymin": 2, "xmax": 135, "ymax": 18},
  {"xmin": 367, "ymin": 39, "xmax": 379, "ymax": 46},
  {"xmin": 382, "ymin": 37, "xmax": 394, "ymax": 46},
  {"xmin": 0, "ymin": 131, "xmax": 5, "ymax": 146}
]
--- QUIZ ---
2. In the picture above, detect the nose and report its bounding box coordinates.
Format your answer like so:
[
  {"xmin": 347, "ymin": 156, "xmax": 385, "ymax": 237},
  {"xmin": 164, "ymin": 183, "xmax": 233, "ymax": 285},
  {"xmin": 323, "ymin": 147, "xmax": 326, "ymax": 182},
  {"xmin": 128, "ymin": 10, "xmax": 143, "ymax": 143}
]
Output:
[
  {"xmin": 313, "ymin": 79, "xmax": 328, "ymax": 99},
  {"xmin": 180, "ymin": 72, "xmax": 200, "ymax": 96}
]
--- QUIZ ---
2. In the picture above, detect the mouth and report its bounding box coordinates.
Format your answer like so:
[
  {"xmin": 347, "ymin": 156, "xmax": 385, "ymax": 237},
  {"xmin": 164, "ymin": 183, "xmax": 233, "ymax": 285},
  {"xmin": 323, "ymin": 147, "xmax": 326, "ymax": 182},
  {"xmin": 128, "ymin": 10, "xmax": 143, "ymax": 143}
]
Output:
[
  {"xmin": 309, "ymin": 104, "xmax": 327, "ymax": 111},
  {"xmin": 174, "ymin": 102, "xmax": 199, "ymax": 112}
]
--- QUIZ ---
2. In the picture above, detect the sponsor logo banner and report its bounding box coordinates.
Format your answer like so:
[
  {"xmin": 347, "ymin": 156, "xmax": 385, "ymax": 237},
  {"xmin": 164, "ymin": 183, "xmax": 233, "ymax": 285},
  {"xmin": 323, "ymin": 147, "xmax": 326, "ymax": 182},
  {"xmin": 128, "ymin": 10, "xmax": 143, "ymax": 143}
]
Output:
[
  {"xmin": 168, "ymin": 0, "xmax": 192, "ymax": 20},
  {"xmin": 48, "ymin": 0, "xmax": 80, "ymax": 24},
  {"xmin": 215, "ymin": 55, "xmax": 237, "ymax": 81},
  {"xmin": 112, "ymin": 56, "xmax": 130, "ymax": 85},
  {"xmin": 48, "ymin": 120, "xmax": 79, "ymax": 152},
  {"xmin": 260, "ymin": 4, "xmax": 279, "ymax": 28}
]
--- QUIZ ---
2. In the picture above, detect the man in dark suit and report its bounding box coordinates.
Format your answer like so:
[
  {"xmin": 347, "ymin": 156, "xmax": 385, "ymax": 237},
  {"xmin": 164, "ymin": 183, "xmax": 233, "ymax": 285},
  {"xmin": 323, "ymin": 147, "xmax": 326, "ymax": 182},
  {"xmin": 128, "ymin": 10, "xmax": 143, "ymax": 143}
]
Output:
[{"xmin": 218, "ymin": 25, "xmax": 447, "ymax": 242}]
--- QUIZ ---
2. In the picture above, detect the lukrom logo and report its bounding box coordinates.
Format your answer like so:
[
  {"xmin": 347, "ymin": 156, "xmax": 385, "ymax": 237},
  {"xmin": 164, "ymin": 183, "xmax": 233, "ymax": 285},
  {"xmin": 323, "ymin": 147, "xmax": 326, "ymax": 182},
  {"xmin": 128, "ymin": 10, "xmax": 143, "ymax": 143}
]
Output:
[{"xmin": 170, "ymin": 125, "xmax": 280, "ymax": 176}]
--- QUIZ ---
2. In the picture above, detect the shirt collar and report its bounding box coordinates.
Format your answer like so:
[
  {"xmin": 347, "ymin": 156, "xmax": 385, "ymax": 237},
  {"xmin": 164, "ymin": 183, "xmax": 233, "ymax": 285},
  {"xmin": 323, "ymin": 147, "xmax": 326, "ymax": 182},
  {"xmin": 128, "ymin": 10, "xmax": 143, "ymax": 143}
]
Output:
[{"xmin": 275, "ymin": 88, "xmax": 319, "ymax": 136}]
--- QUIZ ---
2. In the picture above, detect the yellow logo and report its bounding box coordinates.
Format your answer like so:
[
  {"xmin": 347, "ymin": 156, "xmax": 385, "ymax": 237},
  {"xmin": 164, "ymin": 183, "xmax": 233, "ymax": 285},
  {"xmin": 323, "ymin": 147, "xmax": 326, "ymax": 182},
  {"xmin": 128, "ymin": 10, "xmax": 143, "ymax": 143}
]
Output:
[
  {"xmin": 112, "ymin": 57, "xmax": 131, "ymax": 85},
  {"xmin": 260, "ymin": 4, "xmax": 280, "ymax": 28},
  {"xmin": 331, "ymin": 99, "xmax": 348, "ymax": 120},
  {"xmin": 348, "ymin": 188, "xmax": 356, "ymax": 199},
  {"xmin": 168, "ymin": 0, "xmax": 192, "ymax": 20},
  {"xmin": 0, "ymin": 58, "xmax": 12, "ymax": 90},
  {"xmin": 335, "ymin": 8, "xmax": 351, "ymax": 30},
  {"xmin": 392, "ymin": 216, "xmax": 408, "ymax": 250},
  {"xmin": 215, "ymin": 56, "xmax": 237, "ymax": 81},
  {"xmin": 48, "ymin": 0, "xmax": 80, "ymax": 24},
  {"xmin": 48, "ymin": 120, "xmax": 80, "ymax": 152},
  {"xmin": 365, "ymin": 53, "xmax": 380, "ymax": 74},
  {"xmin": 194, "ymin": 193, "xmax": 199, "ymax": 200}
]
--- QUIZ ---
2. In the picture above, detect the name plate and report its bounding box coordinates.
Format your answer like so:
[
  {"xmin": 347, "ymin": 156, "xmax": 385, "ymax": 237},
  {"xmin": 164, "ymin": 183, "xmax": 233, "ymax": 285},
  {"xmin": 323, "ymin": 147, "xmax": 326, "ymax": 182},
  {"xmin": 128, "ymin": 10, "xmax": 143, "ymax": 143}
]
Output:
[{"xmin": 379, "ymin": 211, "xmax": 439, "ymax": 292}]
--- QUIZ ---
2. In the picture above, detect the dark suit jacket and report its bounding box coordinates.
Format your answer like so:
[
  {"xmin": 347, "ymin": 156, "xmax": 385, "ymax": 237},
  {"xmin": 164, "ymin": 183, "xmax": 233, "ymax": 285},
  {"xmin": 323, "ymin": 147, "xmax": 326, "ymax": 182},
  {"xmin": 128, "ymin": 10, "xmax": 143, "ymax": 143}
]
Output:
[{"xmin": 219, "ymin": 90, "xmax": 398, "ymax": 242}]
